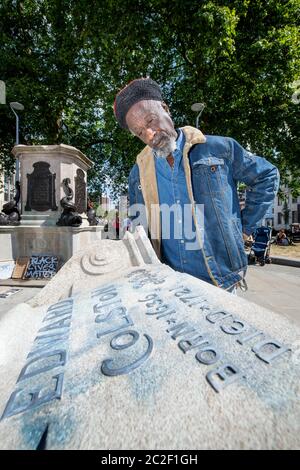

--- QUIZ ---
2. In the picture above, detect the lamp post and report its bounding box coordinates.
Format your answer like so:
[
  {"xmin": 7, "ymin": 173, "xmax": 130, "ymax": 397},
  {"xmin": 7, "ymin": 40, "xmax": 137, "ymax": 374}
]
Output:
[
  {"xmin": 191, "ymin": 102, "xmax": 205, "ymax": 129},
  {"xmin": 9, "ymin": 101, "xmax": 24, "ymax": 184}
]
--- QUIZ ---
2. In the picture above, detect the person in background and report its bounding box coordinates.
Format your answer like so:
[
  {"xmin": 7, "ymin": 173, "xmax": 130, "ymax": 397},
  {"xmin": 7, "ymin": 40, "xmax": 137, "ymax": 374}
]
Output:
[
  {"xmin": 276, "ymin": 228, "xmax": 289, "ymax": 246},
  {"xmin": 122, "ymin": 216, "xmax": 132, "ymax": 232},
  {"xmin": 112, "ymin": 211, "xmax": 120, "ymax": 239}
]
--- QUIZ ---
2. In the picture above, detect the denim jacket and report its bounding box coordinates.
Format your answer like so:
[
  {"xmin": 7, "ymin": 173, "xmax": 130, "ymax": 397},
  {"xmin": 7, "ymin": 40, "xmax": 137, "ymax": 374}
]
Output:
[{"xmin": 128, "ymin": 126, "xmax": 279, "ymax": 289}]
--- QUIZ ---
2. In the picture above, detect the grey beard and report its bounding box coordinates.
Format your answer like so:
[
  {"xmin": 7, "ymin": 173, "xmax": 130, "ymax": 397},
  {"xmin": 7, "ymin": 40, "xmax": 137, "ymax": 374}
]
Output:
[{"xmin": 154, "ymin": 138, "xmax": 177, "ymax": 158}]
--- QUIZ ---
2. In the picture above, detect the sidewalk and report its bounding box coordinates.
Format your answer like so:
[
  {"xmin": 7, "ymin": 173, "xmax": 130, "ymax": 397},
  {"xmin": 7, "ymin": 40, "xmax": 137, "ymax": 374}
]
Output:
[
  {"xmin": 0, "ymin": 279, "xmax": 48, "ymax": 287},
  {"xmin": 238, "ymin": 264, "xmax": 300, "ymax": 327},
  {"xmin": 0, "ymin": 285, "xmax": 43, "ymax": 316},
  {"xmin": 271, "ymin": 256, "xmax": 300, "ymax": 268},
  {"xmin": 246, "ymin": 243, "xmax": 300, "ymax": 267}
]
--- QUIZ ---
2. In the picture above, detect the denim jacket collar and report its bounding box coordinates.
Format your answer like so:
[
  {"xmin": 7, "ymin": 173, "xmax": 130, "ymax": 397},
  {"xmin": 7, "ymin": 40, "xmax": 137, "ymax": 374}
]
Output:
[{"xmin": 136, "ymin": 126, "xmax": 206, "ymax": 261}]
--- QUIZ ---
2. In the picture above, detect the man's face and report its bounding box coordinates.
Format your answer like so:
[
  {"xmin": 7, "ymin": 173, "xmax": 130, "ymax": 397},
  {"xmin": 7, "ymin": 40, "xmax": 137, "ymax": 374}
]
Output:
[{"xmin": 125, "ymin": 100, "xmax": 178, "ymax": 158}]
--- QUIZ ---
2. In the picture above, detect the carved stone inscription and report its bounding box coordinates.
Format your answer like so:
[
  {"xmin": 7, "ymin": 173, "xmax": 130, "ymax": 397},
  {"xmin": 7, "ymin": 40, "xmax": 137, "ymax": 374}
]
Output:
[
  {"xmin": 0, "ymin": 267, "xmax": 292, "ymax": 426},
  {"xmin": 75, "ymin": 169, "xmax": 86, "ymax": 214},
  {"xmin": 25, "ymin": 162, "xmax": 58, "ymax": 212},
  {"xmin": 1, "ymin": 298, "xmax": 73, "ymax": 420},
  {"xmin": 126, "ymin": 269, "xmax": 291, "ymax": 392}
]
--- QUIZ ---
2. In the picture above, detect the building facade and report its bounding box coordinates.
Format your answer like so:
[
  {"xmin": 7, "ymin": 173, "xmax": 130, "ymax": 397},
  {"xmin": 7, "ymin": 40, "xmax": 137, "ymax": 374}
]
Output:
[
  {"xmin": 238, "ymin": 183, "xmax": 300, "ymax": 232},
  {"xmin": 273, "ymin": 186, "xmax": 300, "ymax": 230}
]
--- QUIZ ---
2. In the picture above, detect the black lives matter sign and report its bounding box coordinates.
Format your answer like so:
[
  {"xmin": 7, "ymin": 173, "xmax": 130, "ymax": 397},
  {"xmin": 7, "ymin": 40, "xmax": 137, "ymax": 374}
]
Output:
[{"xmin": 24, "ymin": 255, "xmax": 58, "ymax": 279}]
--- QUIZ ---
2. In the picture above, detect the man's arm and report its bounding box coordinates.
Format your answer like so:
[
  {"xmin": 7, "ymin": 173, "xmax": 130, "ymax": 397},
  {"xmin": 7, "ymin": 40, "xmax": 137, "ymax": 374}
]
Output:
[{"xmin": 229, "ymin": 138, "xmax": 280, "ymax": 235}]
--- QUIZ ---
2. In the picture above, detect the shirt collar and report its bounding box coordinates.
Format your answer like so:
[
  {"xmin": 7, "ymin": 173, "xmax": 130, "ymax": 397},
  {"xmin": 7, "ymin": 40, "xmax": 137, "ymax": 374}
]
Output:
[{"xmin": 174, "ymin": 128, "xmax": 183, "ymax": 153}]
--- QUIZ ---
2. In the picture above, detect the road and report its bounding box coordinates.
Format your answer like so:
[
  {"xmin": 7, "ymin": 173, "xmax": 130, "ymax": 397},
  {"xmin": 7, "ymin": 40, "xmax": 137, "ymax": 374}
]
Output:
[{"xmin": 238, "ymin": 264, "xmax": 300, "ymax": 327}]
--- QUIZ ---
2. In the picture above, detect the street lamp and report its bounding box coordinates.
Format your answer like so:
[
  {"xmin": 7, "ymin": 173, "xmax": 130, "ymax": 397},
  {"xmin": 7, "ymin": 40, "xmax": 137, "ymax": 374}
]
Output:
[
  {"xmin": 9, "ymin": 101, "xmax": 24, "ymax": 183},
  {"xmin": 191, "ymin": 102, "xmax": 205, "ymax": 129}
]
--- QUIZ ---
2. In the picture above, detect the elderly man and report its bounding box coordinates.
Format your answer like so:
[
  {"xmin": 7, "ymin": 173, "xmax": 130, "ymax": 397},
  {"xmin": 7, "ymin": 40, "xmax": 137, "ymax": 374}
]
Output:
[{"xmin": 113, "ymin": 78, "xmax": 279, "ymax": 292}]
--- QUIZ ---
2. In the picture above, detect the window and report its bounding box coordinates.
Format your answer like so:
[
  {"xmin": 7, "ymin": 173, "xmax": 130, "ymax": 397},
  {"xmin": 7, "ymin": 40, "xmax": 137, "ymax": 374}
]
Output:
[
  {"xmin": 292, "ymin": 211, "xmax": 298, "ymax": 223},
  {"xmin": 266, "ymin": 218, "xmax": 273, "ymax": 227},
  {"xmin": 278, "ymin": 213, "xmax": 283, "ymax": 225}
]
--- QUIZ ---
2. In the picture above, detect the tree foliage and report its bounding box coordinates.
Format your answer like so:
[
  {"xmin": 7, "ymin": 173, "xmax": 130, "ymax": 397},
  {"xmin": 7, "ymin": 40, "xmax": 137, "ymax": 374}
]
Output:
[{"xmin": 0, "ymin": 0, "xmax": 299, "ymax": 197}]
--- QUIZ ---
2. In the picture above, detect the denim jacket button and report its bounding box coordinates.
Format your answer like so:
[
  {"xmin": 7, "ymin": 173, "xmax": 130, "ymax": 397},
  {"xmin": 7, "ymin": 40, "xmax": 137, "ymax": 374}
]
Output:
[
  {"xmin": 138, "ymin": 184, "xmax": 142, "ymax": 190},
  {"xmin": 211, "ymin": 165, "xmax": 217, "ymax": 172}
]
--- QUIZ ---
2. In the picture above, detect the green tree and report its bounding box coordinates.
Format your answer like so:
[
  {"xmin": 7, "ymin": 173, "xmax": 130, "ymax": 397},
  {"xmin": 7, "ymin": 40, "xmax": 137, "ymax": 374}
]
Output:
[{"xmin": 1, "ymin": 0, "xmax": 299, "ymax": 197}]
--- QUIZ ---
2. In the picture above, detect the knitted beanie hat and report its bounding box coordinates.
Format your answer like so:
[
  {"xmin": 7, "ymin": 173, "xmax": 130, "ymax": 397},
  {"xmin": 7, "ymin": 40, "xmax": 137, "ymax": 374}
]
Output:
[{"xmin": 113, "ymin": 78, "xmax": 163, "ymax": 129}]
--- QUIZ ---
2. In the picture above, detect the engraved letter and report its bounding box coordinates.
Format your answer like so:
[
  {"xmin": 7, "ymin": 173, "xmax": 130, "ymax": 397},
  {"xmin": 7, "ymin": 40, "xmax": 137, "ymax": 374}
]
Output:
[
  {"xmin": 110, "ymin": 330, "xmax": 139, "ymax": 350},
  {"xmin": 101, "ymin": 334, "xmax": 153, "ymax": 376},
  {"xmin": 91, "ymin": 284, "xmax": 116, "ymax": 298},
  {"xmin": 252, "ymin": 339, "xmax": 291, "ymax": 364},
  {"xmin": 237, "ymin": 330, "xmax": 264, "ymax": 345},
  {"xmin": 206, "ymin": 310, "xmax": 232, "ymax": 324},
  {"xmin": 206, "ymin": 363, "xmax": 244, "ymax": 393},
  {"xmin": 1, "ymin": 373, "xmax": 64, "ymax": 420},
  {"xmin": 221, "ymin": 318, "xmax": 247, "ymax": 335},
  {"xmin": 17, "ymin": 350, "xmax": 67, "ymax": 382},
  {"xmin": 39, "ymin": 316, "xmax": 71, "ymax": 332},
  {"xmin": 178, "ymin": 335, "xmax": 210, "ymax": 353},
  {"xmin": 196, "ymin": 347, "xmax": 220, "ymax": 365},
  {"xmin": 167, "ymin": 322, "xmax": 196, "ymax": 339}
]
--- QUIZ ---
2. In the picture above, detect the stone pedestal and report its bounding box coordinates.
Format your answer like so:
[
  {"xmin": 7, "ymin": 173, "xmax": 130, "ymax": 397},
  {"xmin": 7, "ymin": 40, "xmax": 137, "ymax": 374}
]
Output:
[
  {"xmin": 11, "ymin": 144, "xmax": 93, "ymax": 227},
  {"xmin": 0, "ymin": 225, "xmax": 103, "ymax": 264}
]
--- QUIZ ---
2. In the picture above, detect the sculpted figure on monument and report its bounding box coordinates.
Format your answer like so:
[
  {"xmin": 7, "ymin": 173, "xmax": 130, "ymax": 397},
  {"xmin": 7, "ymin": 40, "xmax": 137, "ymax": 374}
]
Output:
[
  {"xmin": 56, "ymin": 178, "xmax": 82, "ymax": 227},
  {"xmin": 0, "ymin": 181, "xmax": 21, "ymax": 225}
]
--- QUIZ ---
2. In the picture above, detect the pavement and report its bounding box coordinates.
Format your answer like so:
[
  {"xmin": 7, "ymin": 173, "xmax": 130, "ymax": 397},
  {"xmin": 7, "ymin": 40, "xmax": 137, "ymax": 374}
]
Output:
[
  {"xmin": 0, "ymin": 278, "xmax": 49, "ymax": 316},
  {"xmin": 238, "ymin": 263, "xmax": 300, "ymax": 327},
  {"xmin": 0, "ymin": 279, "xmax": 48, "ymax": 287},
  {"xmin": 270, "ymin": 256, "xmax": 300, "ymax": 267},
  {"xmin": 0, "ymin": 285, "xmax": 43, "ymax": 316}
]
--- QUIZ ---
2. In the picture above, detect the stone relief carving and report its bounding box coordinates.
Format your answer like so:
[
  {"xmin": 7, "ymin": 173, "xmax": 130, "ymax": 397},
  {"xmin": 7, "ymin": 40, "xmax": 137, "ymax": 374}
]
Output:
[
  {"xmin": 56, "ymin": 178, "xmax": 82, "ymax": 227},
  {"xmin": 25, "ymin": 162, "xmax": 57, "ymax": 212}
]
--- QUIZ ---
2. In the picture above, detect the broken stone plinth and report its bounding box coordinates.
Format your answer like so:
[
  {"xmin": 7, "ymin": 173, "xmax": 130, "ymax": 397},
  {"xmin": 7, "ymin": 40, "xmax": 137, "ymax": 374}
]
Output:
[{"xmin": 0, "ymin": 228, "xmax": 299, "ymax": 449}]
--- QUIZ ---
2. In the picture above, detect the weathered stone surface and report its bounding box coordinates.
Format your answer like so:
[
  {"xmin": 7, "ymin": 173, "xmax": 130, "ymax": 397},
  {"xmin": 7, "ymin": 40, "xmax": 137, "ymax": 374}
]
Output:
[
  {"xmin": 0, "ymin": 225, "xmax": 104, "ymax": 264},
  {"xmin": 28, "ymin": 227, "xmax": 160, "ymax": 307},
  {"xmin": 0, "ymin": 229, "xmax": 299, "ymax": 450}
]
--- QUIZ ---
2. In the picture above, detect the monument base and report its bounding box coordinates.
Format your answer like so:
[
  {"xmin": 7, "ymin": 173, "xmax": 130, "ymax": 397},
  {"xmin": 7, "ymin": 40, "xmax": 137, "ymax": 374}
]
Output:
[
  {"xmin": 0, "ymin": 225, "xmax": 103, "ymax": 264},
  {"xmin": 20, "ymin": 214, "xmax": 57, "ymax": 227},
  {"xmin": 20, "ymin": 214, "xmax": 90, "ymax": 227}
]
